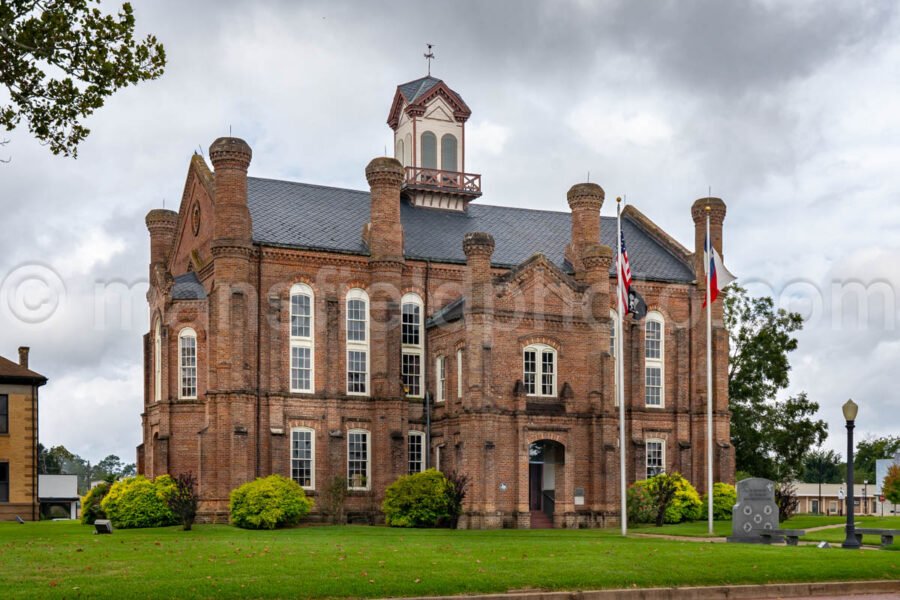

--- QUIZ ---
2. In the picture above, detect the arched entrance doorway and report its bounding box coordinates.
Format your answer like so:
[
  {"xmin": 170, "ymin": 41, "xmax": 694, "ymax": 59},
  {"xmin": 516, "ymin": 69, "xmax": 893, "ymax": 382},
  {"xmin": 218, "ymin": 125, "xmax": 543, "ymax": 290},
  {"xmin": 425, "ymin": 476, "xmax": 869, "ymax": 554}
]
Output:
[{"xmin": 528, "ymin": 440, "xmax": 564, "ymax": 528}]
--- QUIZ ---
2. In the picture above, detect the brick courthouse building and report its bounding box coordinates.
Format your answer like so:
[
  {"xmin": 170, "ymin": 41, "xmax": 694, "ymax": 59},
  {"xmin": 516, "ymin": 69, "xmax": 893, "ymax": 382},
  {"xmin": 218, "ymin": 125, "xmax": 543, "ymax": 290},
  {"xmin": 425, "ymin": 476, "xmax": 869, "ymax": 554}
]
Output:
[{"xmin": 139, "ymin": 76, "xmax": 734, "ymax": 527}]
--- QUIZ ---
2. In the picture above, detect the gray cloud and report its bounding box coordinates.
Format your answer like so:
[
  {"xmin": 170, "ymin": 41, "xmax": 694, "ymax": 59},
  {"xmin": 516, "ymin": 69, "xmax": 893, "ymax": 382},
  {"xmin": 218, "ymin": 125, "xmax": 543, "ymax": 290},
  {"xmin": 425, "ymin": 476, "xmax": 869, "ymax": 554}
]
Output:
[{"xmin": 1, "ymin": 0, "xmax": 898, "ymax": 463}]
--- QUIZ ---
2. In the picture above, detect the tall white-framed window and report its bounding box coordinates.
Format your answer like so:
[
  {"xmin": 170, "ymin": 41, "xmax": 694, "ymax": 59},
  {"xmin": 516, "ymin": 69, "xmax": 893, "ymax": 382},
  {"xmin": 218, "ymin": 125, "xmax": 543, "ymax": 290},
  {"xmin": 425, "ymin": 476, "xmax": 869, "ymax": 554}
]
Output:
[
  {"xmin": 610, "ymin": 309, "xmax": 619, "ymax": 407},
  {"xmin": 646, "ymin": 439, "xmax": 665, "ymax": 478},
  {"xmin": 346, "ymin": 289, "xmax": 369, "ymax": 396},
  {"xmin": 290, "ymin": 427, "xmax": 315, "ymax": 490},
  {"xmin": 408, "ymin": 431, "xmax": 425, "ymax": 474},
  {"xmin": 523, "ymin": 343, "xmax": 557, "ymax": 397},
  {"xmin": 456, "ymin": 348, "xmax": 463, "ymax": 400},
  {"xmin": 290, "ymin": 283, "xmax": 315, "ymax": 393},
  {"xmin": 154, "ymin": 319, "xmax": 162, "ymax": 402},
  {"xmin": 644, "ymin": 311, "xmax": 665, "ymax": 407},
  {"xmin": 401, "ymin": 293, "xmax": 424, "ymax": 398},
  {"xmin": 435, "ymin": 356, "xmax": 446, "ymax": 403},
  {"xmin": 178, "ymin": 327, "xmax": 197, "ymax": 400},
  {"xmin": 347, "ymin": 429, "xmax": 371, "ymax": 490}
]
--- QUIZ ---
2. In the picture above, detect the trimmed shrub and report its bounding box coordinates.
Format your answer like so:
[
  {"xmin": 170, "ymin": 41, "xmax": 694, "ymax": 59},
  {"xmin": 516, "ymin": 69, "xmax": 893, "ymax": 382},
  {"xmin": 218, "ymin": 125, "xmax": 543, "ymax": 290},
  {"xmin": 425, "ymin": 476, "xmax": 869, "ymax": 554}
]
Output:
[
  {"xmin": 663, "ymin": 473, "xmax": 703, "ymax": 523},
  {"xmin": 100, "ymin": 475, "xmax": 178, "ymax": 529},
  {"xmin": 627, "ymin": 473, "xmax": 703, "ymax": 524},
  {"xmin": 701, "ymin": 482, "xmax": 737, "ymax": 521},
  {"xmin": 229, "ymin": 475, "xmax": 313, "ymax": 530},
  {"xmin": 626, "ymin": 480, "xmax": 656, "ymax": 524},
  {"xmin": 382, "ymin": 469, "xmax": 454, "ymax": 528},
  {"xmin": 80, "ymin": 482, "xmax": 111, "ymax": 525}
]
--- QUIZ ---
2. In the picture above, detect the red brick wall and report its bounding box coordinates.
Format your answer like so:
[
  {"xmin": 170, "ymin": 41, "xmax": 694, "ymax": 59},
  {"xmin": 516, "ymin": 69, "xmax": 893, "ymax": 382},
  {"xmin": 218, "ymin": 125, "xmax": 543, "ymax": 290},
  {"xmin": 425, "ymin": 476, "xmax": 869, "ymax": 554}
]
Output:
[{"xmin": 140, "ymin": 143, "xmax": 734, "ymax": 527}]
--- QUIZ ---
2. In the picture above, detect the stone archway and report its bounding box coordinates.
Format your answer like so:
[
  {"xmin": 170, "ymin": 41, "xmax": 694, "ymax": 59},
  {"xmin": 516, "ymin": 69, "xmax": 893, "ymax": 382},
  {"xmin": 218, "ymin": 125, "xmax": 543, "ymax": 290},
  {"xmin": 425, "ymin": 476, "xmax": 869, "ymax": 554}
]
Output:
[{"xmin": 528, "ymin": 439, "xmax": 565, "ymax": 528}]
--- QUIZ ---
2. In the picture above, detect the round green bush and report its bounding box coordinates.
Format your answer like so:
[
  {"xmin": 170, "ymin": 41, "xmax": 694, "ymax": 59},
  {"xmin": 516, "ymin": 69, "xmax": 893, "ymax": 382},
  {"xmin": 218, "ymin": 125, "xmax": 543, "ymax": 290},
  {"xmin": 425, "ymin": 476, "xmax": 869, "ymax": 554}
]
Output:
[
  {"xmin": 627, "ymin": 473, "xmax": 703, "ymax": 524},
  {"xmin": 701, "ymin": 482, "xmax": 737, "ymax": 521},
  {"xmin": 100, "ymin": 475, "xmax": 178, "ymax": 529},
  {"xmin": 229, "ymin": 475, "xmax": 313, "ymax": 530},
  {"xmin": 382, "ymin": 469, "xmax": 453, "ymax": 528},
  {"xmin": 80, "ymin": 482, "xmax": 110, "ymax": 525},
  {"xmin": 626, "ymin": 481, "xmax": 655, "ymax": 524},
  {"xmin": 663, "ymin": 473, "xmax": 703, "ymax": 523}
]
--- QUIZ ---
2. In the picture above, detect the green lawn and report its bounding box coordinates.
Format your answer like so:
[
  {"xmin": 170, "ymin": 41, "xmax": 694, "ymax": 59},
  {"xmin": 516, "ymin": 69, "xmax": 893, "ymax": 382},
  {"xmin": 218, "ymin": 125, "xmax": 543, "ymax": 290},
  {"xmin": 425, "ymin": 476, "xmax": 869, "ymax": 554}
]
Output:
[
  {"xmin": 800, "ymin": 517, "xmax": 900, "ymax": 544},
  {"xmin": 632, "ymin": 515, "xmax": 849, "ymax": 538},
  {"xmin": 0, "ymin": 521, "xmax": 898, "ymax": 599}
]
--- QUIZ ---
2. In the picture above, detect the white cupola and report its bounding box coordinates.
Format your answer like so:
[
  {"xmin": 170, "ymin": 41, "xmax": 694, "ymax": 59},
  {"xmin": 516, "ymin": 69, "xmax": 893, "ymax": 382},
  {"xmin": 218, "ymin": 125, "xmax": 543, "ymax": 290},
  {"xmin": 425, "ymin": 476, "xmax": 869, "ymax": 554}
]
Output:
[{"xmin": 386, "ymin": 75, "xmax": 481, "ymax": 211}]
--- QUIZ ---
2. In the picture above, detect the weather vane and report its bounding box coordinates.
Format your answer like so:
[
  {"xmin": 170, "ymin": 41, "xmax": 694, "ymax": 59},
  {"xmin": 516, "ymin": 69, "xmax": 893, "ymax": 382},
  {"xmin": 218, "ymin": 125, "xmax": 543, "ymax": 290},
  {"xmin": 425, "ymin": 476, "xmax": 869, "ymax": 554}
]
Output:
[{"xmin": 424, "ymin": 43, "xmax": 435, "ymax": 76}]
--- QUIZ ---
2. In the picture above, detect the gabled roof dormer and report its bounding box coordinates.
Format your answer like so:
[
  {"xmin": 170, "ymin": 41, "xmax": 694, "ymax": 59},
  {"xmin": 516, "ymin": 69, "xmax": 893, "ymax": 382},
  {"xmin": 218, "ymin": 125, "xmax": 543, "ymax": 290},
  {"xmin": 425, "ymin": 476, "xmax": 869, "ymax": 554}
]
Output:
[{"xmin": 387, "ymin": 76, "xmax": 480, "ymax": 211}]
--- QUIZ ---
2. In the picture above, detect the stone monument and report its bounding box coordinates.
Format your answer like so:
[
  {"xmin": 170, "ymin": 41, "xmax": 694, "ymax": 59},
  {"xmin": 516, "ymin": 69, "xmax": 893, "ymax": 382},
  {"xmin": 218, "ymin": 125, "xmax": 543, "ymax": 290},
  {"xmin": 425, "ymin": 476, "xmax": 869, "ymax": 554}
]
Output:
[{"xmin": 727, "ymin": 477, "xmax": 781, "ymax": 543}]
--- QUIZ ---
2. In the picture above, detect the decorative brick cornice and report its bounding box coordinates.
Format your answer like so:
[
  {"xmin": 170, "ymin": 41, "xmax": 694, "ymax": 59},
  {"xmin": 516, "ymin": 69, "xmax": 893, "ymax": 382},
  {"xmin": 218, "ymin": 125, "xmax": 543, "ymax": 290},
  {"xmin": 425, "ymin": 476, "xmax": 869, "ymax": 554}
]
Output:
[
  {"xmin": 365, "ymin": 157, "xmax": 404, "ymax": 188},
  {"xmin": 691, "ymin": 196, "xmax": 727, "ymax": 225},
  {"xmin": 462, "ymin": 232, "xmax": 495, "ymax": 258},
  {"xmin": 210, "ymin": 243, "xmax": 254, "ymax": 259},
  {"xmin": 145, "ymin": 209, "xmax": 178, "ymax": 231},
  {"xmin": 567, "ymin": 182, "xmax": 605, "ymax": 211},
  {"xmin": 582, "ymin": 243, "xmax": 613, "ymax": 270},
  {"xmin": 209, "ymin": 137, "xmax": 252, "ymax": 171}
]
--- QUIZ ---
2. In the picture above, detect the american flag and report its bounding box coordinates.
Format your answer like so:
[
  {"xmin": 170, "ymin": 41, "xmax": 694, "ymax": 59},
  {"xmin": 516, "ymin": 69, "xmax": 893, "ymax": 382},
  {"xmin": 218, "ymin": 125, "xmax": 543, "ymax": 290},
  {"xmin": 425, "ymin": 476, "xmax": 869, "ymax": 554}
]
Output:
[{"xmin": 618, "ymin": 229, "xmax": 632, "ymax": 313}]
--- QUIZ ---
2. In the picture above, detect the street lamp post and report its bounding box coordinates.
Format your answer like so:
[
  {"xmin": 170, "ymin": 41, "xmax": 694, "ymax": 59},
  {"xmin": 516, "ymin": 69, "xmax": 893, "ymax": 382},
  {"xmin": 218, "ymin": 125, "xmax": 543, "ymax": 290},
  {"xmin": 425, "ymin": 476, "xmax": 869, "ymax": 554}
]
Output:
[
  {"xmin": 863, "ymin": 480, "xmax": 868, "ymax": 516},
  {"xmin": 841, "ymin": 399, "xmax": 860, "ymax": 549}
]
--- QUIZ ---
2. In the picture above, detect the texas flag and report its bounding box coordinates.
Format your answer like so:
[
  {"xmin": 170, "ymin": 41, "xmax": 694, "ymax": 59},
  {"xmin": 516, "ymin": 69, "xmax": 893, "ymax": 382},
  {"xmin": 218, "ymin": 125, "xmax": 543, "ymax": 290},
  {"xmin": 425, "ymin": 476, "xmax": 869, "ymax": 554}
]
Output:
[{"xmin": 704, "ymin": 236, "xmax": 736, "ymax": 306}]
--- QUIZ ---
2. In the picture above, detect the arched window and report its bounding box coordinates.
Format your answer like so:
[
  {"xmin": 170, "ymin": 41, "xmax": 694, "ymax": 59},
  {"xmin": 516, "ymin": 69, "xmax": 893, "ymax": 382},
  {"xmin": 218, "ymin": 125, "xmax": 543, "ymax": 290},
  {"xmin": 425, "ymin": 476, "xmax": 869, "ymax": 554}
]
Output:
[
  {"xmin": 646, "ymin": 438, "xmax": 665, "ymax": 478},
  {"xmin": 401, "ymin": 293, "xmax": 424, "ymax": 398},
  {"xmin": 154, "ymin": 319, "xmax": 162, "ymax": 402},
  {"xmin": 523, "ymin": 343, "xmax": 557, "ymax": 397},
  {"xmin": 178, "ymin": 327, "xmax": 197, "ymax": 400},
  {"xmin": 645, "ymin": 312, "xmax": 665, "ymax": 407},
  {"xmin": 346, "ymin": 289, "xmax": 369, "ymax": 395},
  {"xmin": 404, "ymin": 133, "xmax": 412, "ymax": 166},
  {"xmin": 395, "ymin": 139, "xmax": 404, "ymax": 166},
  {"xmin": 290, "ymin": 283, "xmax": 314, "ymax": 393},
  {"xmin": 435, "ymin": 356, "xmax": 446, "ymax": 403},
  {"xmin": 421, "ymin": 131, "xmax": 437, "ymax": 169},
  {"xmin": 441, "ymin": 134, "xmax": 458, "ymax": 171},
  {"xmin": 291, "ymin": 427, "xmax": 315, "ymax": 490},
  {"xmin": 408, "ymin": 431, "xmax": 425, "ymax": 474},
  {"xmin": 347, "ymin": 429, "xmax": 371, "ymax": 490}
]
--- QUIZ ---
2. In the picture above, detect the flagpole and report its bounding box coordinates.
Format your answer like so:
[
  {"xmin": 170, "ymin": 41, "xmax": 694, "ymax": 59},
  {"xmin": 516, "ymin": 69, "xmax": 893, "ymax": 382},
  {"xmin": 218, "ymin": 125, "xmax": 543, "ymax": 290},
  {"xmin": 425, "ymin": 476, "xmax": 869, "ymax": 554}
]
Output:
[
  {"xmin": 617, "ymin": 197, "xmax": 627, "ymax": 537},
  {"xmin": 705, "ymin": 205, "xmax": 714, "ymax": 536}
]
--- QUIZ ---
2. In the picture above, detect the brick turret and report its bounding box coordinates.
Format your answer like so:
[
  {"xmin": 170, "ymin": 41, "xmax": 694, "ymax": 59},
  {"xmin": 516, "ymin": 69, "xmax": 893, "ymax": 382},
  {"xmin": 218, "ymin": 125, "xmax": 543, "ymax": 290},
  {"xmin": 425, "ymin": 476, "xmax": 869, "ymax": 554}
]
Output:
[
  {"xmin": 565, "ymin": 183, "xmax": 605, "ymax": 280},
  {"xmin": 365, "ymin": 157, "xmax": 405, "ymax": 260},
  {"xmin": 145, "ymin": 208, "xmax": 178, "ymax": 280},
  {"xmin": 210, "ymin": 137, "xmax": 253, "ymax": 253},
  {"xmin": 463, "ymin": 232, "xmax": 495, "ymax": 411},
  {"xmin": 691, "ymin": 197, "xmax": 726, "ymax": 284}
]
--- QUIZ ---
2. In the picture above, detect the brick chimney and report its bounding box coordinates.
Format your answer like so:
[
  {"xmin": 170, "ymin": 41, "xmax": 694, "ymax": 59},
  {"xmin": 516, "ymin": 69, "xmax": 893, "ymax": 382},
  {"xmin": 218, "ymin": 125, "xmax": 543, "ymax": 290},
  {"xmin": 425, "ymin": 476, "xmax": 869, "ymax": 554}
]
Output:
[
  {"xmin": 209, "ymin": 137, "xmax": 253, "ymax": 250},
  {"xmin": 145, "ymin": 209, "xmax": 178, "ymax": 278},
  {"xmin": 691, "ymin": 197, "xmax": 726, "ymax": 281},
  {"xmin": 18, "ymin": 346, "xmax": 29, "ymax": 369},
  {"xmin": 582, "ymin": 242, "xmax": 612, "ymax": 320},
  {"xmin": 565, "ymin": 182, "xmax": 605, "ymax": 280},
  {"xmin": 365, "ymin": 157, "xmax": 405, "ymax": 260},
  {"xmin": 463, "ymin": 232, "xmax": 495, "ymax": 410}
]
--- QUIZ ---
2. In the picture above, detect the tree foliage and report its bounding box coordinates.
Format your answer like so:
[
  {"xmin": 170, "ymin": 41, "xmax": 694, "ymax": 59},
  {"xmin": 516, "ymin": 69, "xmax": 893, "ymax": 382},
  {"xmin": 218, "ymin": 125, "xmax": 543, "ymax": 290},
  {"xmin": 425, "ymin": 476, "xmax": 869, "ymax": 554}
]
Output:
[
  {"xmin": 0, "ymin": 0, "xmax": 166, "ymax": 156},
  {"xmin": 79, "ymin": 481, "xmax": 110, "ymax": 524},
  {"xmin": 801, "ymin": 449, "xmax": 843, "ymax": 485},
  {"xmin": 444, "ymin": 470, "xmax": 470, "ymax": 530},
  {"xmin": 854, "ymin": 435, "xmax": 900, "ymax": 484},
  {"xmin": 724, "ymin": 285, "xmax": 827, "ymax": 480},
  {"xmin": 627, "ymin": 473, "xmax": 702, "ymax": 526},
  {"xmin": 774, "ymin": 481, "xmax": 799, "ymax": 523},
  {"xmin": 883, "ymin": 465, "xmax": 900, "ymax": 505},
  {"xmin": 167, "ymin": 472, "xmax": 199, "ymax": 531},
  {"xmin": 38, "ymin": 444, "xmax": 136, "ymax": 493}
]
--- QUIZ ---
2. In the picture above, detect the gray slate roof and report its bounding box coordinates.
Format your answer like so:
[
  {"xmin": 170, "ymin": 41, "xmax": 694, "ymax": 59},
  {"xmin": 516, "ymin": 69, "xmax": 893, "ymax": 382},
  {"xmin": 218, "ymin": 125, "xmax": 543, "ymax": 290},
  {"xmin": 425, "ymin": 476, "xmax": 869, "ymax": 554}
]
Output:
[
  {"xmin": 172, "ymin": 272, "xmax": 207, "ymax": 300},
  {"xmin": 246, "ymin": 177, "xmax": 695, "ymax": 283},
  {"xmin": 397, "ymin": 76, "xmax": 442, "ymax": 104}
]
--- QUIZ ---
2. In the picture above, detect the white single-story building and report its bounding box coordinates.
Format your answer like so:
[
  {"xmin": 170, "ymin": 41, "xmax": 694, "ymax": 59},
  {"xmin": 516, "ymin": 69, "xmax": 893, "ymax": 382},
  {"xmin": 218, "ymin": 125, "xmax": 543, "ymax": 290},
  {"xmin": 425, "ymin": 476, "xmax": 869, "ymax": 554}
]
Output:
[{"xmin": 38, "ymin": 475, "xmax": 79, "ymax": 520}]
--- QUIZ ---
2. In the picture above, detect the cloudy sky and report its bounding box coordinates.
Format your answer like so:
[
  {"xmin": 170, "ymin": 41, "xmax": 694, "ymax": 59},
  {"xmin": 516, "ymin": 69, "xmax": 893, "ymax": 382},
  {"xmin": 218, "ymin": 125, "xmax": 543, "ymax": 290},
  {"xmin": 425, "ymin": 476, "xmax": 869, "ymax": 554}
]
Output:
[{"xmin": 1, "ymin": 0, "xmax": 898, "ymax": 465}]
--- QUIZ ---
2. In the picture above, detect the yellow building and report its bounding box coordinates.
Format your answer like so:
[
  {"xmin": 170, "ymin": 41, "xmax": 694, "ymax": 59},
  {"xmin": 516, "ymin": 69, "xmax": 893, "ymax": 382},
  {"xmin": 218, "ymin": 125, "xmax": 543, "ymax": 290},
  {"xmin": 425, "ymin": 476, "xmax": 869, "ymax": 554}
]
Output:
[{"xmin": 0, "ymin": 347, "xmax": 47, "ymax": 521}]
